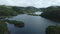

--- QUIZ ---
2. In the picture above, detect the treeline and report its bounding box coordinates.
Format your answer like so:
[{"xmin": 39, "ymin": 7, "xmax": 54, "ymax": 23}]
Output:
[
  {"xmin": 40, "ymin": 6, "xmax": 60, "ymax": 22},
  {"xmin": 0, "ymin": 5, "xmax": 38, "ymax": 18},
  {"xmin": 40, "ymin": 6, "xmax": 60, "ymax": 34},
  {"xmin": 12, "ymin": 6, "xmax": 38, "ymax": 14}
]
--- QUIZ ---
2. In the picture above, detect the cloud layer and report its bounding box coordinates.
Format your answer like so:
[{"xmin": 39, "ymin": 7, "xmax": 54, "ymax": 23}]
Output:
[{"xmin": 0, "ymin": 0, "xmax": 60, "ymax": 8}]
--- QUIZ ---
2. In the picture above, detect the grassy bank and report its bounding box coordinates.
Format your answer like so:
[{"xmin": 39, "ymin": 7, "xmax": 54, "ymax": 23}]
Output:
[
  {"xmin": 0, "ymin": 20, "xmax": 9, "ymax": 34},
  {"xmin": 46, "ymin": 26, "xmax": 60, "ymax": 34}
]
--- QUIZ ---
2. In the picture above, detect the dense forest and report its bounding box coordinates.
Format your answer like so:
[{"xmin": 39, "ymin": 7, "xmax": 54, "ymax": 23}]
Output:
[
  {"xmin": 40, "ymin": 6, "xmax": 60, "ymax": 34},
  {"xmin": 40, "ymin": 6, "xmax": 60, "ymax": 22},
  {"xmin": 0, "ymin": 5, "xmax": 38, "ymax": 19}
]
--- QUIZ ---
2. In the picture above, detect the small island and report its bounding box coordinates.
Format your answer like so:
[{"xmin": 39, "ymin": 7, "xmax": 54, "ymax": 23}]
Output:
[{"xmin": 6, "ymin": 20, "xmax": 24, "ymax": 27}]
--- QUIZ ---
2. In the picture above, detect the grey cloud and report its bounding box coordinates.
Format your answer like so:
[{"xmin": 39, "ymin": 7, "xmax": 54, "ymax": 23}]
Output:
[{"xmin": 0, "ymin": 0, "xmax": 60, "ymax": 8}]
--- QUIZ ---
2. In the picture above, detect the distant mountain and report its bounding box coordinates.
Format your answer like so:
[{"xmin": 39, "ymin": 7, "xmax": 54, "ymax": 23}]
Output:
[{"xmin": 0, "ymin": 5, "xmax": 40, "ymax": 18}]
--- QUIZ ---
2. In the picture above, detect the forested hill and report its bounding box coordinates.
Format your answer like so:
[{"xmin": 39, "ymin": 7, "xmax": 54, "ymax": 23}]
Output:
[
  {"xmin": 12, "ymin": 6, "xmax": 39, "ymax": 13},
  {"xmin": 40, "ymin": 6, "xmax": 60, "ymax": 22},
  {"xmin": 0, "ymin": 5, "xmax": 38, "ymax": 18}
]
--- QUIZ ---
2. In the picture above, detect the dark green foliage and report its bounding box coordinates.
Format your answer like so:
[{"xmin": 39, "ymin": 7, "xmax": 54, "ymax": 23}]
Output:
[
  {"xmin": 12, "ymin": 6, "xmax": 25, "ymax": 14},
  {"xmin": 40, "ymin": 6, "xmax": 60, "ymax": 22},
  {"xmin": 0, "ymin": 20, "xmax": 9, "ymax": 34},
  {"xmin": 0, "ymin": 5, "xmax": 18, "ymax": 16},
  {"xmin": 6, "ymin": 20, "xmax": 24, "ymax": 27},
  {"xmin": 0, "ymin": 5, "xmax": 38, "ymax": 19},
  {"xmin": 12, "ymin": 6, "xmax": 38, "ymax": 14},
  {"xmin": 46, "ymin": 26, "xmax": 60, "ymax": 34}
]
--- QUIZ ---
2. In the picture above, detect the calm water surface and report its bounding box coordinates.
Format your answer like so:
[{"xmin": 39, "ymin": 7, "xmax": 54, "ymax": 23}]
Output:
[{"xmin": 7, "ymin": 14, "xmax": 60, "ymax": 34}]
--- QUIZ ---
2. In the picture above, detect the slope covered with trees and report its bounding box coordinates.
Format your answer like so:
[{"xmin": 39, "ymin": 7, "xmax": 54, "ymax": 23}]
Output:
[
  {"xmin": 0, "ymin": 5, "xmax": 38, "ymax": 19},
  {"xmin": 40, "ymin": 6, "xmax": 60, "ymax": 22}
]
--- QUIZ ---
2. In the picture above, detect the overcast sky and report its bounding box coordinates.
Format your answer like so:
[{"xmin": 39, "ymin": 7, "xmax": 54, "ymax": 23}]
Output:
[{"xmin": 0, "ymin": 0, "xmax": 60, "ymax": 8}]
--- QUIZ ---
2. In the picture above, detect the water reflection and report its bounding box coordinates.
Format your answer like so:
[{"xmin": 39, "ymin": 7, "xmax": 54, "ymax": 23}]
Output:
[{"xmin": 7, "ymin": 14, "xmax": 60, "ymax": 34}]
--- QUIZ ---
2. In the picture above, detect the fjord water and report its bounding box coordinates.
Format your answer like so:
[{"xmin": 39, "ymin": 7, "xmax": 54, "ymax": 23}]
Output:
[{"xmin": 7, "ymin": 14, "xmax": 60, "ymax": 34}]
